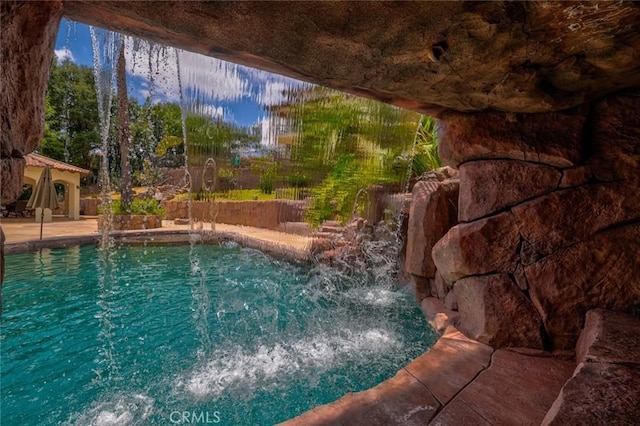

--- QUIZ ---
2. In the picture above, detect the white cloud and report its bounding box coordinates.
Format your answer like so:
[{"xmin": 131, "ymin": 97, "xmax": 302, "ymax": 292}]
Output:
[
  {"xmin": 55, "ymin": 48, "xmax": 75, "ymax": 63},
  {"xmin": 118, "ymin": 35, "xmax": 310, "ymax": 123}
]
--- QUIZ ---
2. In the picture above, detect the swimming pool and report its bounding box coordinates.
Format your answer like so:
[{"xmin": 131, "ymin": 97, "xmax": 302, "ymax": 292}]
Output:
[{"xmin": 1, "ymin": 243, "xmax": 435, "ymax": 425}]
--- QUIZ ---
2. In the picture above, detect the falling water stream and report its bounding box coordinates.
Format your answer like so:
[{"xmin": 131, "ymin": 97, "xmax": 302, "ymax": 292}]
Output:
[{"xmin": 1, "ymin": 23, "xmax": 436, "ymax": 426}]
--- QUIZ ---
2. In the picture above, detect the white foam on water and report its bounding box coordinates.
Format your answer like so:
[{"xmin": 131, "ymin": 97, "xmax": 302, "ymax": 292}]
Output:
[
  {"xmin": 342, "ymin": 287, "xmax": 402, "ymax": 307},
  {"xmin": 65, "ymin": 393, "xmax": 153, "ymax": 426},
  {"xmin": 178, "ymin": 328, "xmax": 399, "ymax": 399}
]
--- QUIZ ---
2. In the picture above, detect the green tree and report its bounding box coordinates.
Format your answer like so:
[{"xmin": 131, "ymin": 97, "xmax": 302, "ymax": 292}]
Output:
[
  {"xmin": 278, "ymin": 86, "xmax": 425, "ymax": 225},
  {"xmin": 44, "ymin": 59, "xmax": 101, "ymax": 174}
]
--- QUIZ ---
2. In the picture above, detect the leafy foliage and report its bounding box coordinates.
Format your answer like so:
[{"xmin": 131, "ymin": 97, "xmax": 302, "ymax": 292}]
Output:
[
  {"xmin": 111, "ymin": 197, "xmax": 165, "ymax": 216},
  {"xmin": 250, "ymin": 157, "xmax": 279, "ymax": 194},
  {"xmin": 279, "ymin": 87, "xmax": 437, "ymax": 225},
  {"xmin": 43, "ymin": 59, "xmax": 101, "ymax": 174},
  {"xmin": 412, "ymin": 115, "xmax": 441, "ymax": 174},
  {"xmin": 306, "ymin": 154, "xmax": 393, "ymax": 226}
]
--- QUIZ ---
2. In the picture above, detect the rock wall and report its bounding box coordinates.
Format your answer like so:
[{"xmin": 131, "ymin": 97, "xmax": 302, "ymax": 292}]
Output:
[
  {"xmin": 1, "ymin": 1, "xmax": 62, "ymax": 204},
  {"xmin": 405, "ymin": 167, "xmax": 459, "ymax": 302},
  {"xmin": 428, "ymin": 94, "xmax": 640, "ymax": 350}
]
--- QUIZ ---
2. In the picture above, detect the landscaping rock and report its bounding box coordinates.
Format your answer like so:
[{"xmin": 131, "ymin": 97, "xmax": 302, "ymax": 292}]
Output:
[
  {"xmin": 576, "ymin": 309, "xmax": 640, "ymax": 366},
  {"xmin": 432, "ymin": 211, "xmax": 520, "ymax": 285},
  {"xmin": 420, "ymin": 297, "xmax": 460, "ymax": 334},
  {"xmin": 1, "ymin": 0, "xmax": 62, "ymax": 203},
  {"xmin": 513, "ymin": 183, "xmax": 640, "ymax": 256},
  {"xmin": 405, "ymin": 178, "xmax": 459, "ymax": 279},
  {"xmin": 559, "ymin": 165, "xmax": 593, "ymax": 188},
  {"xmin": 444, "ymin": 289, "xmax": 458, "ymax": 311},
  {"xmin": 525, "ymin": 224, "xmax": 640, "ymax": 349},
  {"xmin": 458, "ymin": 159, "xmax": 561, "ymax": 222},
  {"xmin": 588, "ymin": 94, "xmax": 640, "ymax": 183},
  {"xmin": 453, "ymin": 274, "xmax": 545, "ymax": 349},
  {"xmin": 542, "ymin": 362, "xmax": 640, "ymax": 426},
  {"xmin": 437, "ymin": 108, "xmax": 586, "ymax": 168}
]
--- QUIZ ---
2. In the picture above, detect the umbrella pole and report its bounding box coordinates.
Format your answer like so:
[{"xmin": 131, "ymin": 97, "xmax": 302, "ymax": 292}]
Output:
[{"xmin": 40, "ymin": 208, "xmax": 44, "ymax": 240}]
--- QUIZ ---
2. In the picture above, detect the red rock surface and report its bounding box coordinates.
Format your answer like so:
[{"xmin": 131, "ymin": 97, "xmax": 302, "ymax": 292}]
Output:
[
  {"xmin": 405, "ymin": 177, "xmax": 459, "ymax": 279},
  {"xmin": 513, "ymin": 183, "xmax": 640, "ymax": 257},
  {"xmin": 525, "ymin": 224, "xmax": 640, "ymax": 349},
  {"xmin": 543, "ymin": 309, "xmax": 640, "ymax": 425},
  {"xmin": 453, "ymin": 274, "xmax": 545, "ymax": 349},
  {"xmin": 458, "ymin": 160, "xmax": 561, "ymax": 222},
  {"xmin": 588, "ymin": 94, "xmax": 640, "ymax": 183},
  {"xmin": 559, "ymin": 165, "xmax": 593, "ymax": 189},
  {"xmin": 437, "ymin": 108, "xmax": 587, "ymax": 168},
  {"xmin": 542, "ymin": 362, "xmax": 640, "ymax": 426},
  {"xmin": 576, "ymin": 309, "xmax": 640, "ymax": 366},
  {"xmin": 432, "ymin": 211, "xmax": 520, "ymax": 285},
  {"xmin": 439, "ymin": 350, "xmax": 574, "ymax": 426},
  {"xmin": 0, "ymin": 0, "xmax": 63, "ymax": 203},
  {"xmin": 410, "ymin": 275, "xmax": 433, "ymax": 303},
  {"xmin": 420, "ymin": 297, "xmax": 460, "ymax": 334}
]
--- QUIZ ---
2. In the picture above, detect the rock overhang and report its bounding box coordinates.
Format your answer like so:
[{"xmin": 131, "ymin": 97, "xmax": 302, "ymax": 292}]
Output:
[{"xmin": 61, "ymin": 0, "xmax": 640, "ymax": 117}]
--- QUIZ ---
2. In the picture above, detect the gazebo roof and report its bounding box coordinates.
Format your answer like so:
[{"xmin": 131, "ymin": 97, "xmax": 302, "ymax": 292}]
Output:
[{"xmin": 25, "ymin": 153, "xmax": 90, "ymax": 176}]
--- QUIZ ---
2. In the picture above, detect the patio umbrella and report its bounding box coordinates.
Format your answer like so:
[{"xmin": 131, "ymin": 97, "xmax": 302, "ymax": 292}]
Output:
[{"xmin": 27, "ymin": 165, "xmax": 59, "ymax": 240}]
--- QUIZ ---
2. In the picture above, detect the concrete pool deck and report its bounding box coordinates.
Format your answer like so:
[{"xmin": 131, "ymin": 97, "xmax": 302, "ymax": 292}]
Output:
[{"xmin": 0, "ymin": 216, "xmax": 313, "ymax": 260}]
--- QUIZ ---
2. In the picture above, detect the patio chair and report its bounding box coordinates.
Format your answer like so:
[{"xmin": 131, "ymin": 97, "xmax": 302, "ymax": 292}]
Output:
[{"xmin": 5, "ymin": 200, "xmax": 31, "ymax": 217}]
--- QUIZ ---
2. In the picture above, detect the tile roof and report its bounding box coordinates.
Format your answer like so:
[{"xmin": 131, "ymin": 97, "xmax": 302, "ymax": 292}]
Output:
[{"xmin": 25, "ymin": 153, "xmax": 91, "ymax": 176}]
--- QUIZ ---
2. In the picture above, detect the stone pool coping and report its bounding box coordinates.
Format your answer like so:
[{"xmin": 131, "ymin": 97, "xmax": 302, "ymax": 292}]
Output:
[
  {"xmin": 281, "ymin": 306, "xmax": 640, "ymax": 425},
  {"xmin": 1, "ymin": 217, "xmax": 312, "ymax": 261},
  {"xmin": 5, "ymin": 218, "xmax": 636, "ymax": 424}
]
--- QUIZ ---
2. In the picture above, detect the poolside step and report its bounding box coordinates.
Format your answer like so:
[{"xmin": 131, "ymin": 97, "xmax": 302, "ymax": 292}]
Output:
[
  {"xmin": 312, "ymin": 231, "xmax": 343, "ymax": 240},
  {"xmin": 318, "ymin": 225, "xmax": 342, "ymax": 234}
]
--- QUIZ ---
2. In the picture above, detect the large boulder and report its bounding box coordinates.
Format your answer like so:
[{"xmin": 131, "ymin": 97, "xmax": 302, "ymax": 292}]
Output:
[
  {"xmin": 543, "ymin": 362, "xmax": 640, "ymax": 426},
  {"xmin": 525, "ymin": 224, "xmax": 640, "ymax": 350},
  {"xmin": 437, "ymin": 108, "xmax": 587, "ymax": 168},
  {"xmin": 576, "ymin": 309, "xmax": 640, "ymax": 366},
  {"xmin": 543, "ymin": 309, "xmax": 640, "ymax": 425},
  {"xmin": 588, "ymin": 94, "xmax": 640, "ymax": 183},
  {"xmin": 405, "ymin": 172, "xmax": 459, "ymax": 279},
  {"xmin": 513, "ymin": 182, "xmax": 640, "ymax": 257},
  {"xmin": 458, "ymin": 159, "xmax": 561, "ymax": 222},
  {"xmin": 453, "ymin": 274, "xmax": 545, "ymax": 349},
  {"xmin": 432, "ymin": 211, "xmax": 520, "ymax": 285}
]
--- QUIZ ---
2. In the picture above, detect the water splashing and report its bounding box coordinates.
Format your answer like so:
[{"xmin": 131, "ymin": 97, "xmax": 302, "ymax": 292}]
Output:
[{"xmin": 90, "ymin": 27, "xmax": 121, "ymax": 249}]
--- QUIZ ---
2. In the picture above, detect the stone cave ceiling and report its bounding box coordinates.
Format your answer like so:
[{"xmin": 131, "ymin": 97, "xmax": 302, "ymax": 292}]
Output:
[{"xmin": 63, "ymin": 1, "xmax": 640, "ymax": 117}]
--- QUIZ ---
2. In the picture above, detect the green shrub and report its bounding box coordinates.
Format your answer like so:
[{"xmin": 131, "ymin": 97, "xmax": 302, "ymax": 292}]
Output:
[
  {"xmin": 111, "ymin": 197, "xmax": 165, "ymax": 217},
  {"xmin": 306, "ymin": 155, "xmax": 391, "ymax": 227}
]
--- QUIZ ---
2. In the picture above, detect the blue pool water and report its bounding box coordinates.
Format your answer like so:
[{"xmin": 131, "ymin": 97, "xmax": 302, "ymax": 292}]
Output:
[{"xmin": 1, "ymin": 243, "xmax": 435, "ymax": 425}]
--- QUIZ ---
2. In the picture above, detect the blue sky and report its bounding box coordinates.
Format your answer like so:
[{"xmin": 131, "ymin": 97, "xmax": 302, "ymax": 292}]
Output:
[{"xmin": 55, "ymin": 19, "xmax": 306, "ymax": 129}]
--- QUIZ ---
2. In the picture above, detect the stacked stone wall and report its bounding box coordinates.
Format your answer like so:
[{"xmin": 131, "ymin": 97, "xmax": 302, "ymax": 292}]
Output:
[{"xmin": 426, "ymin": 94, "xmax": 640, "ymax": 350}]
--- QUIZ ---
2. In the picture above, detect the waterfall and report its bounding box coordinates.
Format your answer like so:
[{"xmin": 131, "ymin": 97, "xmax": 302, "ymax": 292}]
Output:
[{"xmin": 89, "ymin": 27, "xmax": 121, "ymax": 250}]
